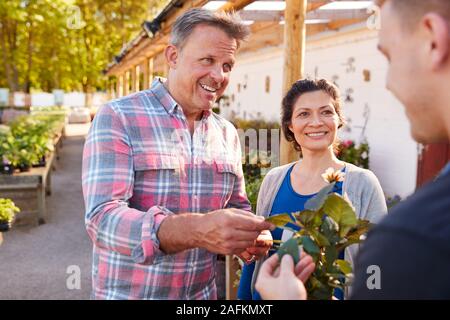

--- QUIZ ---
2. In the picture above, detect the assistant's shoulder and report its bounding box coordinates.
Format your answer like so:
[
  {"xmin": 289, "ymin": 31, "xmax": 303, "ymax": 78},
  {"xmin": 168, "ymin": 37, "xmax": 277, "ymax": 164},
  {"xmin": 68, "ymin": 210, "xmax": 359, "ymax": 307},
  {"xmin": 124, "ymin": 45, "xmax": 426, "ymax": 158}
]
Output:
[{"xmin": 378, "ymin": 174, "xmax": 450, "ymax": 241}]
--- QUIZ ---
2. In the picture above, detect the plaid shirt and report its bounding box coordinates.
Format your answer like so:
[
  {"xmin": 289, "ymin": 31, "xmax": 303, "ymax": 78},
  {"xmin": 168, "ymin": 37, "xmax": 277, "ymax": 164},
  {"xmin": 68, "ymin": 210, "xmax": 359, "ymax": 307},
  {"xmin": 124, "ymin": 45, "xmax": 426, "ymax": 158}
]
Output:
[{"xmin": 82, "ymin": 78, "xmax": 251, "ymax": 299}]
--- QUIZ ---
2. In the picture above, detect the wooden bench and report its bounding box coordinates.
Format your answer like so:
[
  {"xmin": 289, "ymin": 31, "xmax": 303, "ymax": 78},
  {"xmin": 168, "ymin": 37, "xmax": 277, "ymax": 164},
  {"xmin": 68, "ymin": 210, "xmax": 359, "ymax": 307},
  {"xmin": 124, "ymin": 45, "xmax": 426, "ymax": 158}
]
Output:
[{"xmin": 0, "ymin": 151, "xmax": 55, "ymax": 225}]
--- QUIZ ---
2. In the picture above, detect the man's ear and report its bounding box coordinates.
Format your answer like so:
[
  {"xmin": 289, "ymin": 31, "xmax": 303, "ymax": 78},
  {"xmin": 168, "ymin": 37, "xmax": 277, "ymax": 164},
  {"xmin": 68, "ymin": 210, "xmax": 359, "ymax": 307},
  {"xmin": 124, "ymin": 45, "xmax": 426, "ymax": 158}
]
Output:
[
  {"xmin": 165, "ymin": 44, "xmax": 179, "ymax": 69},
  {"xmin": 422, "ymin": 12, "xmax": 450, "ymax": 71}
]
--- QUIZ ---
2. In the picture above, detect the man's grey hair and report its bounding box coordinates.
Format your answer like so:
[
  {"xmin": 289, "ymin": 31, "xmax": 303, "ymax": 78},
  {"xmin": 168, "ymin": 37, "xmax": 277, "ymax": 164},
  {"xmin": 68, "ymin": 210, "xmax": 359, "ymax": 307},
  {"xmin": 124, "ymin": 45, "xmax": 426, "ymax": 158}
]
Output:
[{"xmin": 170, "ymin": 8, "xmax": 250, "ymax": 49}]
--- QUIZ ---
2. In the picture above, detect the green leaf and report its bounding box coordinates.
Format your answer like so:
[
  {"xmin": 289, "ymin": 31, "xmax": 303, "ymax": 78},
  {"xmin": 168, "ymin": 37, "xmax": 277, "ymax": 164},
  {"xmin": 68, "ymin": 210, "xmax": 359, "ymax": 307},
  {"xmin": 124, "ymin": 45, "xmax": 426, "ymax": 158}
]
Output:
[
  {"xmin": 299, "ymin": 236, "xmax": 320, "ymax": 255},
  {"xmin": 320, "ymin": 216, "xmax": 341, "ymax": 245},
  {"xmin": 304, "ymin": 182, "xmax": 335, "ymax": 211},
  {"xmin": 310, "ymin": 229, "xmax": 331, "ymax": 247},
  {"xmin": 335, "ymin": 259, "xmax": 352, "ymax": 275},
  {"xmin": 324, "ymin": 246, "xmax": 338, "ymax": 270},
  {"xmin": 265, "ymin": 213, "xmax": 294, "ymax": 227},
  {"xmin": 323, "ymin": 194, "xmax": 358, "ymax": 237},
  {"xmin": 277, "ymin": 237, "xmax": 301, "ymax": 265},
  {"xmin": 346, "ymin": 219, "xmax": 373, "ymax": 241}
]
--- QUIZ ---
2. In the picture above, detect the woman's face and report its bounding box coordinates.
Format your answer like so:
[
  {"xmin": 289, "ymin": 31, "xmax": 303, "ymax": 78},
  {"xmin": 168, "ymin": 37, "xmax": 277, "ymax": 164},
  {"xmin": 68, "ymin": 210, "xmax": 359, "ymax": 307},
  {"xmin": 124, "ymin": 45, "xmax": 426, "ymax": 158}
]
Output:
[{"xmin": 288, "ymin": 90, "xmax": 340, "ymax": 154}]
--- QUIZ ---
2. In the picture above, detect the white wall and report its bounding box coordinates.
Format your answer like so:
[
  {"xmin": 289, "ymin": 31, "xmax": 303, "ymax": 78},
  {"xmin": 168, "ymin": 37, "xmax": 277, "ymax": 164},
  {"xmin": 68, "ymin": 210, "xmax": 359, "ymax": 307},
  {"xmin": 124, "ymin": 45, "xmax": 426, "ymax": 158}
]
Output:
[
  {"xmin": 224, "ymin": 24, "xmax": 418, "ymax": 198},
  {"xmin": 223, "ymin": 47, "xmax": 284, "ymax": 122}
]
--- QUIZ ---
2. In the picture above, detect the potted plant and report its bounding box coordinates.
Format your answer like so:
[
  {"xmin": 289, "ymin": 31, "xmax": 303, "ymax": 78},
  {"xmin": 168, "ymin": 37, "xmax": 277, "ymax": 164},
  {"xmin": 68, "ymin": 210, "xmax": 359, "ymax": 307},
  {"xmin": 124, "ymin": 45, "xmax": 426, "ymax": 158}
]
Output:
[
  {"xmin": 0, "ymin": 198, "xmax": 20, "ymax": 232},
  {"xmin": 266, "ymin": 168, "xmax": 373, "ymax": 300}
]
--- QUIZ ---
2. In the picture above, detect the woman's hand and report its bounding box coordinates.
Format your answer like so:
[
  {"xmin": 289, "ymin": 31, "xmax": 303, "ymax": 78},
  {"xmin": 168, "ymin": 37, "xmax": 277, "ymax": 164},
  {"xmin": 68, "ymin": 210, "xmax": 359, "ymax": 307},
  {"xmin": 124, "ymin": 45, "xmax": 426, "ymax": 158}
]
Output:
[
  {"xmin": 237, "ymin": 230, "xmax": 273, "ymax": 263},
  {"xmin": 255, "ymin": 250, "xmax": 315, "ymax": 300}
]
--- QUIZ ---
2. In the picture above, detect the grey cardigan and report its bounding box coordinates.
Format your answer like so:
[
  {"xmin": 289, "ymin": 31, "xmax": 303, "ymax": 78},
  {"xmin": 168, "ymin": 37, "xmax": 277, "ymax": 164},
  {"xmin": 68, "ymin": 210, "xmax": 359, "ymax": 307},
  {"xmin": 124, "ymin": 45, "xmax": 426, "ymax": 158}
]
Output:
[{"xmin": 251, "ymin": 161, "xmax": 388, "ymax": 298}]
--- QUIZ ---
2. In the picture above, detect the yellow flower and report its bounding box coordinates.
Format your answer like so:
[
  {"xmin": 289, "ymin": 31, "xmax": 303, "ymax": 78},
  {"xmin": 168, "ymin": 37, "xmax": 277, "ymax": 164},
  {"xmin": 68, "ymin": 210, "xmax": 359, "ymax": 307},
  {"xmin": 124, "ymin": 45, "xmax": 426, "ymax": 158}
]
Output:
[{"xmin": 321, "ymin": 167, "xmax": 346, "ymax": 184}]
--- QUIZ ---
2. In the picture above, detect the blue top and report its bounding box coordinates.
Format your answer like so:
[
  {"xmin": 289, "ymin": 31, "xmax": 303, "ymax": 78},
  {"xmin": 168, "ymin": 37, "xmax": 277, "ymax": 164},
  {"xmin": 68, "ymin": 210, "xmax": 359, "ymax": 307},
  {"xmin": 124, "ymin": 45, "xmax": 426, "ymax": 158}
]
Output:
[{"xmin": 237, "ymin": 164, "xmax": 345, "ymax": 300}]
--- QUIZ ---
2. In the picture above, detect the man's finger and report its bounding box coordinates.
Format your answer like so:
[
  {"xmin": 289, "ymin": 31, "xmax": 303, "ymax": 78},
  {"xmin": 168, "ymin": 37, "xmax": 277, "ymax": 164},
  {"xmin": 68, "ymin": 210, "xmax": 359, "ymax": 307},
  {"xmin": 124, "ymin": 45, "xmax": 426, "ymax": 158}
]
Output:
[
  {"xmin": 230, "ymin": 210, "xmax": 275, "ymax": 231},
  {"xmin": 228, "ymin": 229, "xmax": 261, "ymax": 242},
  {"xmin": 233, "ymin": 215, "xmax": 274, "ymax": 232},
  {"xmin": 247, "ymin": 246, "xmax": 270, "ymax": 259}
]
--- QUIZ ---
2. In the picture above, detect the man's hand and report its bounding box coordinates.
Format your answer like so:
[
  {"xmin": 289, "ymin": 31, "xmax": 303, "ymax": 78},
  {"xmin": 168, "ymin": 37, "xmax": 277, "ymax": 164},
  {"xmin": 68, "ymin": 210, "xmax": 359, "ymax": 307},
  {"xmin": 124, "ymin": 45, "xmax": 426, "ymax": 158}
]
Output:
[
  {"xmin": 255, "ymin": 250, "xmax": 315, "ymax": 300},
  {"xmin": 195, "ymin": 209, "xmax": 275, "ymax": 256},
  {"xmin": 238, "ymin": 230, "xmax": 273, "ymax": 263}
]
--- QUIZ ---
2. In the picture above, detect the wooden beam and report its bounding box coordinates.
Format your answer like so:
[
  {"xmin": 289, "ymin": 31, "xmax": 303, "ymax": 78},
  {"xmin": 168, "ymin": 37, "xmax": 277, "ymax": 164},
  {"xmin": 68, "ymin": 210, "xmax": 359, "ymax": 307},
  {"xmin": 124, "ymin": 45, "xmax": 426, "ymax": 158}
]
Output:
[
  {"xmin": 327, "ymin": 18, "xmax": 364, "ymax": 30},
  {"xmin": 238, "ymin": 10, "xmax": 283, "ymax": 22},
  {"xmin": 307, "ymin": 0, "xmax": 328, "ymax": 11},
  {"xmin": 280, "ymin": 0, "xmax": 307, "ymax": 165},
  {"xmin": 307, "ymin": 9, "xmax": 369, "ymax": 20},
  {"xmin": 219, "ymin": 0, "xmax": 255, "ymax": 13}
]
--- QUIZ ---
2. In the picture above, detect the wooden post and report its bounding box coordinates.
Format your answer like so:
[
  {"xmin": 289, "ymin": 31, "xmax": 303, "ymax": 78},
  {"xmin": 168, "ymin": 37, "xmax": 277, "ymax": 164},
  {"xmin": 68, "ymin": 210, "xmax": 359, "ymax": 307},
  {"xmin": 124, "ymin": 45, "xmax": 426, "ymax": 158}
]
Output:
[
  {"xmin": 123, "ymin": 71, "xmax": 129, "ymax": 96},
  {"xmin": 143, "ymin": 58, "xmax": 150, "ymax": 89},
  {"xmin": 136, "ymin": 65, "xmax": 140, "ymax": 92},
  {"xmin": 280, "ymin": 0, "xmax": 307, "ymax": 165},
  {"xmin": 116, "ymin": 74, "xmax": 123, "ymax": 98},
  {"xmin": 149, "ymin": 57, "xmax": 154, "ymax": 85},
  {"xmin": 225, "ymin": 255, "xmax": 240, "ymax": 300},
  {"xmin": 131, "ymin": 66, "xmax": 137, "ymax": 93}
]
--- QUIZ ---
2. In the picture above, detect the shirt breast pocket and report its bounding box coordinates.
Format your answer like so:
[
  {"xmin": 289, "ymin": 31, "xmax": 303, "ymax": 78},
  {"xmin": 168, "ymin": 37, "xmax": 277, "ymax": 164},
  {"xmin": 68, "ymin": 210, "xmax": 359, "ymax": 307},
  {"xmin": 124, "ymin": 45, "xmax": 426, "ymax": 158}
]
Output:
[
  {"xmin": 214, "ymin": 160, "xmax": 239, "ymax": 207},
  {"xmin": 132, "ymin": 153, "xmax": 181, "ymax": 211}
]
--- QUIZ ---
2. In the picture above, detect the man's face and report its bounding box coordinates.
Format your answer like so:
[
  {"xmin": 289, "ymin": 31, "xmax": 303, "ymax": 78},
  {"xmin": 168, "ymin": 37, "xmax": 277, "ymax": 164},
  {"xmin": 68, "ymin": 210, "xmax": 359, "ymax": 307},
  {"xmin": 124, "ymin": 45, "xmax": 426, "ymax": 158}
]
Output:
[
  {"xmin": 377, "ymin": 1, "xmax": 447, "ymax": 143},
  {"xmin": 168, "ymin": 24, "xmax": 237, "ymax": 116}
]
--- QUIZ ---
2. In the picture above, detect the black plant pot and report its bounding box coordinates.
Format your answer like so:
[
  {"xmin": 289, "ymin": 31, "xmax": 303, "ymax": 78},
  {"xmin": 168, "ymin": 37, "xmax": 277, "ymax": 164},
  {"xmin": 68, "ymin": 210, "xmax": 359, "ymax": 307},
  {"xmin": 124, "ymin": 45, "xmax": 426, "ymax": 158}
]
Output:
[
  {"xmin": 18, "ymin": 163, "xmax": 31, "ymax": 172},
  {"xmin": 1, "ymin": 164, "xmax": 14, "ymax": 175},
  {"xmin": 0, "ymin": 221, "xmax": 11, "ymax": 232}
]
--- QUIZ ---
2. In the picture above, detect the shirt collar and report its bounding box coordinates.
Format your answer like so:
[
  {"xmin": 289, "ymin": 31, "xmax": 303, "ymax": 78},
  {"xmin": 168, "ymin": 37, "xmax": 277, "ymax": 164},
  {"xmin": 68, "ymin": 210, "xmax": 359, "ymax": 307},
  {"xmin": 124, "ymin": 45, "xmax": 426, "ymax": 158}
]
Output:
[
  {"xmin": 151, "ymin": 77, "xmax": 178, "ymax": 115},
  {"xmin": 150, "ymin": 77, "xmax": 213, "ymax": 120}
]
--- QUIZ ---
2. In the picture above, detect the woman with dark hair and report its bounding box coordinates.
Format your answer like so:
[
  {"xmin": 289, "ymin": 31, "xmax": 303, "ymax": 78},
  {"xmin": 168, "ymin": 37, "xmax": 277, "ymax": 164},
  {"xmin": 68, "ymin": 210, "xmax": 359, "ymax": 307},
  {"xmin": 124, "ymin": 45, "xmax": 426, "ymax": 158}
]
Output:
[{"xmin": 238, "ymin": 78, "xmax": 387, "ymax": 300}]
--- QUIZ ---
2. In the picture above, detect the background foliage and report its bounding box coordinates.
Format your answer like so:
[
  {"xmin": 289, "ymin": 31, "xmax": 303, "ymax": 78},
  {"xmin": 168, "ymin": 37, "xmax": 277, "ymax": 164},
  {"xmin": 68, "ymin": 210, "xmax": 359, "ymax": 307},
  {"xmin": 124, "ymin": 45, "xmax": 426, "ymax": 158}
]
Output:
[{"xmin": 0, "ymin": 0, "xmax": 165, "ymax": 94}]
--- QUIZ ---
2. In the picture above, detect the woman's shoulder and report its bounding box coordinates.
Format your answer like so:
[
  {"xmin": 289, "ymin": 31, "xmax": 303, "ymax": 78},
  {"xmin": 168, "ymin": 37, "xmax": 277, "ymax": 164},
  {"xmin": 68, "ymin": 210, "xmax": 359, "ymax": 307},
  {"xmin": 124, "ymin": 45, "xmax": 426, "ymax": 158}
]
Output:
[
  {"xmin": 344, "ymin": 162, "xmax": 382, "ymax": 190},
  {"xmin": 257, "ymin": 162, "xmax": 295, "ymax": 197}
]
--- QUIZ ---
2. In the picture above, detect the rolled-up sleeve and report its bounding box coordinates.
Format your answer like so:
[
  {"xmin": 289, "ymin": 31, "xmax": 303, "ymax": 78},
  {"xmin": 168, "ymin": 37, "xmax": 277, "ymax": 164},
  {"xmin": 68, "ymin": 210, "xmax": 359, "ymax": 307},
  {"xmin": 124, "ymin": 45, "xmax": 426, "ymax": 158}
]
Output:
[{"xmin": 82, "ymin": 103, "xmax": 172, "ymax": 264}]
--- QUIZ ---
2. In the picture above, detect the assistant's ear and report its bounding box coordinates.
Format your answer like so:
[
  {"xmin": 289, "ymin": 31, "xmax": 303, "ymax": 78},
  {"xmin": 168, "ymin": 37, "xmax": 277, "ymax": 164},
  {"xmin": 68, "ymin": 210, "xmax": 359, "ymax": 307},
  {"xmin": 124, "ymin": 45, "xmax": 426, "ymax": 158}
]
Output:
[
  {"xmin": 422, "ymin": 12, "xmax": 450, "ymax": 70},
  {"xmin": 165, "ymin": 44, "xmax": 179, "ymax": 69}
]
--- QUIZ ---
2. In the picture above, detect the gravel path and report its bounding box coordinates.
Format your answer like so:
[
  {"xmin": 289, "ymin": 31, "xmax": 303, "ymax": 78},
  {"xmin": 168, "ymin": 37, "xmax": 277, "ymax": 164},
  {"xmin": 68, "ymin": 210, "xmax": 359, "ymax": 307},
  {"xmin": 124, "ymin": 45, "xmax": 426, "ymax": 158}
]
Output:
[{"xmin": 0, "ymin": 129, "xmax": 92, "ymax": 299}]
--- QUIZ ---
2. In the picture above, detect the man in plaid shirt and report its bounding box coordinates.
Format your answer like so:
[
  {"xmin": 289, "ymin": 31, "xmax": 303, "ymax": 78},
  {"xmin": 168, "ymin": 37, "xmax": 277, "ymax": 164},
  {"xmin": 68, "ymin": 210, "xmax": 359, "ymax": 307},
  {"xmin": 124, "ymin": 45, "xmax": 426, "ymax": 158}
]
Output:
[{"xmin": 82, "ymin": 8, "xmax": 274, "ymax": 299}]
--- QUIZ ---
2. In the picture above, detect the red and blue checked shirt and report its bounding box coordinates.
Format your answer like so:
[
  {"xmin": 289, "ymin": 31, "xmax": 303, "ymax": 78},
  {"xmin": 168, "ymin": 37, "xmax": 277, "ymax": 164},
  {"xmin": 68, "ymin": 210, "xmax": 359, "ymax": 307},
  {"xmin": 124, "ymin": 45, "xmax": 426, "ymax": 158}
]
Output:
[{"xmin": 82, "ymin": 78, "xmax": 251, "ymax": 299}]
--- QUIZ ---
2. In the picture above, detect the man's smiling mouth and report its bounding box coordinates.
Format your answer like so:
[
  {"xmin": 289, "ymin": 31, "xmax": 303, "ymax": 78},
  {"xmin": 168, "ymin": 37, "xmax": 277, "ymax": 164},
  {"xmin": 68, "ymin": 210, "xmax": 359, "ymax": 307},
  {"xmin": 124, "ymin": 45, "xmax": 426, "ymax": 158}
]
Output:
[{"xmin": 200, "ymin": 83, "xmax": 218, "ymax": 93}]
